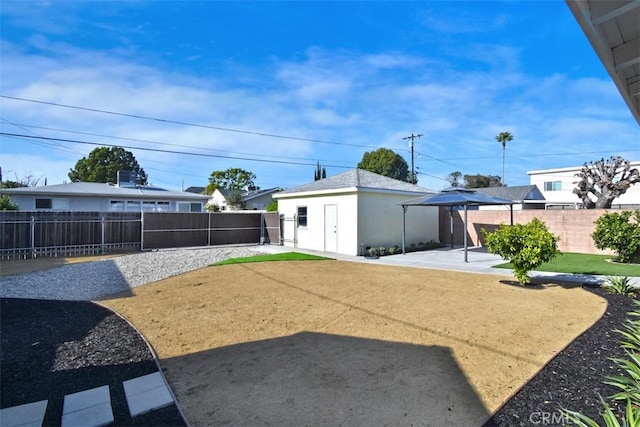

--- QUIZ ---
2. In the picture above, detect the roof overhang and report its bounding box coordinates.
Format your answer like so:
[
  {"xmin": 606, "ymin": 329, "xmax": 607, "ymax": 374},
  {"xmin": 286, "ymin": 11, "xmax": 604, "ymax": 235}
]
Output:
[{"xmin": 566, "ymin": 0, "xmax": 640, "ymax": 125}]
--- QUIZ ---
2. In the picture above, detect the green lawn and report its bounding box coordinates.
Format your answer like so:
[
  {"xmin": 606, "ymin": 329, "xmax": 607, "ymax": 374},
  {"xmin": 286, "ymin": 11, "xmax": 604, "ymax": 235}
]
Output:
[
  {"xmin": 212, "ymin": 251, "xmax": 333, "ymax": 266},
  {"xmin": 494, "ymin": 252, "xmax": 640, "ymax": 277}
]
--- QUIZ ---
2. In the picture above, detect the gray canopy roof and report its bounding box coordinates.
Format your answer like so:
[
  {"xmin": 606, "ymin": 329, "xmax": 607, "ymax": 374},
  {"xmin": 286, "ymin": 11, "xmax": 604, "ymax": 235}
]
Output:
[{"xmin": 400, "ymin": 188, "xmax": 514, "ymax": 207}]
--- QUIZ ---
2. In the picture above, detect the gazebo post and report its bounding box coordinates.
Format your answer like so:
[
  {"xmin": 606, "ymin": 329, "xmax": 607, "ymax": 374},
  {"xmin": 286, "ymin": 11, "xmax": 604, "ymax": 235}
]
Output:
[
  {"xmin": 464, "ymin": 204, "xmax": 468, "ymax": 262},
  {"xmin": 449, "ymin": 206, "xmax": 454, "ymax": 248}
]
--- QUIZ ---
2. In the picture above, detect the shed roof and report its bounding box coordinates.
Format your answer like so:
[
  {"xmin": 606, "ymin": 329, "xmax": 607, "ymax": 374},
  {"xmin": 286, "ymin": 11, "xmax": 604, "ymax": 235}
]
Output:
[{"xmin": 274, "ymin": 169, "xmax": 434, "ymax": 197}]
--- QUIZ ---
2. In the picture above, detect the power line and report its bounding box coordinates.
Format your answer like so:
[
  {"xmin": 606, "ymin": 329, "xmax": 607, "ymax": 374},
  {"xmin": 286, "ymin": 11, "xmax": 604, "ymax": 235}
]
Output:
[
  {"xmin": 3, "ymin": 121, "xmax": 356, "ymax": 167},
  {"xmin": 0, "ymin": 95, "xmax": 381, "ymax": 150},
  {"xmin": 402, "ymin": 133, "xmax": 422, "ymax": 184},
  {"xmin": 0, "ymin": 133, "xmax": 355, "ymax": 169}
]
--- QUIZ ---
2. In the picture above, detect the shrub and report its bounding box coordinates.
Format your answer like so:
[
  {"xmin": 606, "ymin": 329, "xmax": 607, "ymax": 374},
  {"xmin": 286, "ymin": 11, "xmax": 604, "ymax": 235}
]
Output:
[
  {"xmin": 367, "ymin": 247, "xmax": 379, "ymax": 257},
  {"xmin": 378, "ymin": 246, "xmax": 386, "ymax": 256},
  {"xmin": 0, "ymin": 194, "xmax": 18, "ymax": 211},
  {"xmin": 388, "ymin": 245, "xmax": 400, "ymax": 255},
  {"xmin": 603, "ymin": 276, "xmax": 636, "ymax": 297},
  {"xmin": 424, "ymin": 240, "xmax": 441, "ymax": 250},
  {"xmin": 483, "ymin": 218, "xmax": 561, "ymax": 285},
  {"xmin": 592, "ymin": 210, "xmax": 640, "ymax": 263},
  {"xmin": 416, "ymin": 241, "xmax": 426, "ymax": 250},
  {"xmin": 266, "ymin": 199, "xmax": 278, "ymax": 212}
]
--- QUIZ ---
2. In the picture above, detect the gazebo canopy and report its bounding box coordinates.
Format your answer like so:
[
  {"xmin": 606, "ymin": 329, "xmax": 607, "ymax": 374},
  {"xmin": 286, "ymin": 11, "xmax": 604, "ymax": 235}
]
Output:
[
  {"xmin": 400, "ymin": 188, "xmax": 515, "ymax": 207},
  {"xmin": 399, "ymin": 188, "xmax": 514, "ymax": 262}
]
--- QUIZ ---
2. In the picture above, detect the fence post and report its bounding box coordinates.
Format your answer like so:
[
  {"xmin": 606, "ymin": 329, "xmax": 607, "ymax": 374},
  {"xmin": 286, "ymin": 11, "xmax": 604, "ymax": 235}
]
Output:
[
  {"xmin": 208, "ymin": 212, "xmax": 211, "ymax": 247},
  {"xmin": 101, "ymin": 215, "xmax": 106, "ymax": 254},
  {"xmin": 260, "ymin": 213, "xmax": 265, "ymax": 245},
  {"xmin": 140, "ymin": 211, "xmax": 145, "ymax": 251},
  {"xmin": 30, "ymin": 216, "xmax": 36, "ymax": 259}
]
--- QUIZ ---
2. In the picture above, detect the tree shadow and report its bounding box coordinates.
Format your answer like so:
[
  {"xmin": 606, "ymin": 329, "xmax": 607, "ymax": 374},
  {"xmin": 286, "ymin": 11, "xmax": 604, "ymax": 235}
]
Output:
[{"xmin": 162, "ymin": 331, "xmax": 490, "ymax": 426}]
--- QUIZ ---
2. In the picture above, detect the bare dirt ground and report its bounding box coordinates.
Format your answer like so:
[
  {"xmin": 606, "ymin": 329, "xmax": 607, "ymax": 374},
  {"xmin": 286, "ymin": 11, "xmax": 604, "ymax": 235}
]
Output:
[{"xmin": 95, "ymin": 260, "xmax": 607, "ymax": 426}]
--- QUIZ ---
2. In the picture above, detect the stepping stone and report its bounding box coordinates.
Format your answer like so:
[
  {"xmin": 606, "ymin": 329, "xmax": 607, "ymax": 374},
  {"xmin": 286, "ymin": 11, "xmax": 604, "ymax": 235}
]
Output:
[
  {"xmin": 123, "ymin": 372, "xmax": 174, "ymax": 417},
  {"xmin": 0, "ymin": 400, "xmax": 48, "ymax": 427},
  {"xmin": 62, "ymin": 385, "xmax": 113, "ymax": 427}
]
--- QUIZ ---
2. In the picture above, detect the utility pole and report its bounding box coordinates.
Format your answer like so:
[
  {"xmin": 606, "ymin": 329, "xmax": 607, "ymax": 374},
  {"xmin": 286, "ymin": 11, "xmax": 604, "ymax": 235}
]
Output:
[{"xmin": 402, "ymin": 133, "xmax": 422, "ymax": 184}]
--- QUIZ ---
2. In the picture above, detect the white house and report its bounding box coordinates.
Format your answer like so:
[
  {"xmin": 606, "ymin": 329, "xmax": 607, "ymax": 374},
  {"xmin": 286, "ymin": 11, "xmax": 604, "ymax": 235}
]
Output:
[
  {"xmin": 528, "ymin": 161, "xmax": 640, "ymax": 208},
  {"xmin": 206, "ymin": 187, "xmax": 281, "ymax": 211},
  {"xmin": 2, "ymin": 178, "xmax": 210, "ymax": 212},
  {"xmin": 473, "ymin": 185, "xmax": 546, "ymax": 210},
  {"xmin": 273, "ymin": 169, "xmax": 439, "ymax": 256}
]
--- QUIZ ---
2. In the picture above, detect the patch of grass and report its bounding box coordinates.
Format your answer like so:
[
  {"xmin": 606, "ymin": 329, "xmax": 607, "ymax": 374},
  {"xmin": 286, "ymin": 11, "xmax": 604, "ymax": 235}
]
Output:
[
  {"xmin": 494, "ymin": 252, "xmax": 640, "ymax": 277},
  {"xmin": 212, "ymin": 252, "xmax": 333, "ymax": 266}
]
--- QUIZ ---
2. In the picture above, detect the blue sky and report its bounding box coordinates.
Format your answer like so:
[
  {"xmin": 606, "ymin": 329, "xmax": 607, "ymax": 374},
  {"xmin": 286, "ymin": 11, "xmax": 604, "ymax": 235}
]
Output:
[{"xmin": 1, "ymin": 0, "xmax": 638, "ymax": 192}]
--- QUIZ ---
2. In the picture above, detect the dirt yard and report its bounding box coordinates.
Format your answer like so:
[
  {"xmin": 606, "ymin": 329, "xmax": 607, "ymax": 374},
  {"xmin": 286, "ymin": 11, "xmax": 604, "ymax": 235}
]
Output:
[{"xmin": 99, "ymin": 260, "xmax": 606, "ymax": 426}]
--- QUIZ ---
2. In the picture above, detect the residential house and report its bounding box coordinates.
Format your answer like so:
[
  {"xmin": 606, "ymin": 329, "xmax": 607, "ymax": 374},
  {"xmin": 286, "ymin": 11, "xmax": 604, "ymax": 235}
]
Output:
[
  {"xmin": 273, "ymin": 169, "xmax": 438, "ymax": 256},
  {"xmin": 473, "ymin": 185, "xmax": 546, "ymax": 210},
  {"xmin": 207, "ymin": 187, "xmax": 282, "ymax": 211},
  {"xmin": 528, "ymin": 161, "xmax": 640, "ymax": 209},
  {"xmin": 2, "ymin": 172, "xmax": 209, "ymax": 212}
]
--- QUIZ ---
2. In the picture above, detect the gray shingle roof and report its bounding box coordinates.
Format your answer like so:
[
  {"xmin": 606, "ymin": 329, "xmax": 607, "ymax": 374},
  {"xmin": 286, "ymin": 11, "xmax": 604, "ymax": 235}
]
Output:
[
  {"xmin": 275, "ymin": 169, "xmax": 434, "ymax": 196},
  {"xmin": 473, "ymin": 185, "xmax": 545, "ymax": 202},
  {"xmin": 1, "ymin": 182, "xmax": 210, "ymax": 200}
]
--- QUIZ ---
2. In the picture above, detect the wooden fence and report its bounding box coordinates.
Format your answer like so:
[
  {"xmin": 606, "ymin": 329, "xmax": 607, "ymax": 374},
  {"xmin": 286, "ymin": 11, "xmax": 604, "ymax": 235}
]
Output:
[{"xmin": 0, "ymin": 211, "xmax": 281, "ymax": 260}]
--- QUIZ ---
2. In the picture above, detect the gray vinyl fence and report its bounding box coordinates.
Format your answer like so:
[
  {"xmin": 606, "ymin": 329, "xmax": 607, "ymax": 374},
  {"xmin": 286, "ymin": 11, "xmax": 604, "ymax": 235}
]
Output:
[{"xmin": 0, "ymin": 211, "xmax": 280, "ymax": 260}]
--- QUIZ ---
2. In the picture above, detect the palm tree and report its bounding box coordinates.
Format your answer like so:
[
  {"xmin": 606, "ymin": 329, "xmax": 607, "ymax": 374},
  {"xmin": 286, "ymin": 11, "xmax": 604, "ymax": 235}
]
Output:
[{"xmin": 495, "ymin": 131, "xmax": 513, "ymax": 186}]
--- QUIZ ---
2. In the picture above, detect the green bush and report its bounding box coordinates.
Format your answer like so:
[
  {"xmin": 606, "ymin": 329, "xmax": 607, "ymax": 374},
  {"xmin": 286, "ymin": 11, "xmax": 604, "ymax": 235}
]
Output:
[
  {"xmin": 266, "ymin": 199, "xmax": 278, "ymax": 212},
  {"xmin": 483, "ymin": 218, "xmax": 561, "ymax": 285},
  {"xmin": 0, "ymin": 195, "xmax": 18, "ymax": 211},
  {"xmin": 592, "ymin": 210, "xmax": 640, "ymax": 263},
  {"xmin": 378, "ymin": 246, "xmax": 386, "ymax": 256},
  {"xmin": 388, "ymin": 245, "xmax": 400, "ymax": 255}
]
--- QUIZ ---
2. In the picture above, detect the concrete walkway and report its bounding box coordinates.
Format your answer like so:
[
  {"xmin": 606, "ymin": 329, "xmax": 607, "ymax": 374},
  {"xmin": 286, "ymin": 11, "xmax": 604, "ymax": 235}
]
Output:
[{"xmin": 253, "ymin": 245, "xmax": 640, "ymax": 287}]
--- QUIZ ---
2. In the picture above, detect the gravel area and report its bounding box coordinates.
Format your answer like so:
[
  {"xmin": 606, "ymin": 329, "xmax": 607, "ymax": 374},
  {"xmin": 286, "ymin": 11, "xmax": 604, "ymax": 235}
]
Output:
[{"xmin": 0, "ymin": 245, "xmax": 260, "ymax": 301}]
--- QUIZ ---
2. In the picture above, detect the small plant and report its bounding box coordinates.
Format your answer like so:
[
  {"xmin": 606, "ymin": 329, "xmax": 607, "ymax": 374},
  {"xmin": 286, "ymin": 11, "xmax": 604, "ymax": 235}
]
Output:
[
  {"xmin": 603, "ymin": 276, "xmax": 637, "ymax": 296},
  {"xmin": 424, "ymin": 240, "xmax": 441, "ymax": 250},
  {"xmin": 561, "ymin": 300, "xmax": 640, "ymax": 426},
  {"xmin": 0, "ymin": 194, "xmax": 18, "ymax": 210},
  {"xmin": 368, "ymin": 247, "xmax": 379, "ymax": 257},
  {"xmin": 378, "ymin": 246, "xmax": 386, "ymax": 256},
  {"xmin": 592, "ymin": 210, "xmax": 640, "ymax": 263},
  {"xmin": 483, "ymin": 218, "xmax": 561, "ymax": 285},
  {"xmin": 416, "ymin": 241, "xmax": 426, "ymax": 250},
  {"xmin": 408, "ymin": 243, "xmax": 417, "ymax": 252},
  {"xmin": 388, "ymin": 245, "xmax": 400, "ymax": 255}
]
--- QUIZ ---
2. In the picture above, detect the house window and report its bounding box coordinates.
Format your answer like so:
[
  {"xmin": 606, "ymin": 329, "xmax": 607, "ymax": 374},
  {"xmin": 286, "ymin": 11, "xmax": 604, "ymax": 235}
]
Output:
[
  {"xmin": 142, "ymin": 201, "xmax": 156, "ymax": 212},
  {"xmin": 35, "ymin": 198, "xmax": 52, "ymax": 209},
  {"xmin": 177, "ymin": 202, "xmax": 202, "ymax": 212},
  {"xmin": 109, "ymin": 200, "xmax": 125, "ymax": 212},
  {"xmin": 544, "ymin": 181, "xmax": 562, "ymax": 191},
  {"xmin": 156, "ymin": 201, "xmax": 170, "ymax": 212},
  {"xmin": 126, "ymin": 201, "xmax": 141, "ymax": 212},
  {"xmin": 297, "ymin": 206, "xmax": 307, "ymax": 227}
]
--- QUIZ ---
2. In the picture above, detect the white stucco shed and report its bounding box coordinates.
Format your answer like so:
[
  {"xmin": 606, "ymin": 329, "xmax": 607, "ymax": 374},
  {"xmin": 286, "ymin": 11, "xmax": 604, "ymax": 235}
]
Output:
[{"xmin": 273, "ymin": 169, "xmax": 439, "ymax": 256}]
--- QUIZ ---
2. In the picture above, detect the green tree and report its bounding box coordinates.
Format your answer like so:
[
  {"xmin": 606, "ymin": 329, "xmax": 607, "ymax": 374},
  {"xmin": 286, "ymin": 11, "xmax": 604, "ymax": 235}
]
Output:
[
  {"xmin": 314, "ymin": 162, "xmax": 326, "ymax": 181},
  {"xmin": 574, "ymin": 156, "xmax": 640, "ymax": 209},
  {"xmin": 447, "ymin": 171, "xmax": 462, "ymax": 188},
  {"xmin": 483, "ymin": 218, "xmax": 561, "ymax": 284},
  {"xmin": 226, "ymin": 189, "xmax": 246, "ymax": 210},
  {"xmin": 208, "ymin": 168, "xmax": 256, "ymax": 191},
  {"xmin": 463, "ymin": 174, "xmax": 503, "ymax": 188},
  {"xmin": 358, "ymin": 148, "xmax": 410, "ymax": 182},
  {"xmin": 68, "ymin": 146, "xmax": 148, "ymax": 185},
  {"xmin": 495, "ymin": 131, "xmax": 513, "ymax": 185},
  {"xmin": 592, "ymin": 210, "xmax": 640, "ymax": 263},
  {"xmin": 0, "ymin": 194, "xmax": 18, "ymax": 210}
]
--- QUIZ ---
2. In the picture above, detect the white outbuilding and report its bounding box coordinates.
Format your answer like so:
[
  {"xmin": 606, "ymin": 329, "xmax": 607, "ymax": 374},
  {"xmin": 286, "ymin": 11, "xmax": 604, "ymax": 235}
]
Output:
[{"xmin": 273, "ymin": 169, "xmax": 439, "ymax": 256}]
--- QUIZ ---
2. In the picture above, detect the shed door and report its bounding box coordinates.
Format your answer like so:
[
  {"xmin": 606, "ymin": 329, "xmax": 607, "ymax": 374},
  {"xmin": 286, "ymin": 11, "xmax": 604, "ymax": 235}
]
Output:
[{"xmin": 324, "ymin": 204, "xmax": 337, "ymax": 253}]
